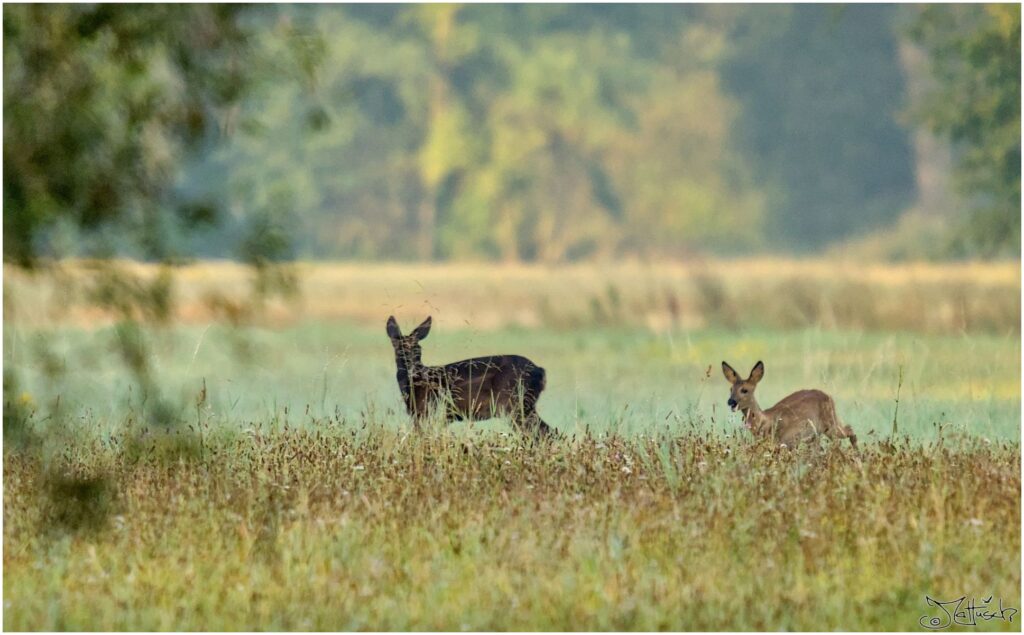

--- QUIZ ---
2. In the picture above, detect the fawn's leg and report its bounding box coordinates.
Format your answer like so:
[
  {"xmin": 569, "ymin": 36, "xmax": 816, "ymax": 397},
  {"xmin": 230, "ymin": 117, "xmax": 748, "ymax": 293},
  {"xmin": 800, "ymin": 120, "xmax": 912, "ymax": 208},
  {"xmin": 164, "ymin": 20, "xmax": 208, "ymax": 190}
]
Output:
[
  {"xmin": 822, "ymin": 398, "xmax": 857, "ymax": 449},
  {"xmin": 842, "ymin": 425, "xmax": 858, "ymax": 448}
]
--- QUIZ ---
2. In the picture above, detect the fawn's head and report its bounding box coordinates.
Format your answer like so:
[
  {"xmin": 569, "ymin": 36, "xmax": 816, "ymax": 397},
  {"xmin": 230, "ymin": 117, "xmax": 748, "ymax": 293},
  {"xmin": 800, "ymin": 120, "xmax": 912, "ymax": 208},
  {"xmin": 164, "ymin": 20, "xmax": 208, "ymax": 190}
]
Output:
[
  {"xmin": 722, "ymin": 360, "xmax": 764, "ymax": 413},
  {"xmin": 386, "ymin": 315, "xmax": 432, "ymax": 367}
]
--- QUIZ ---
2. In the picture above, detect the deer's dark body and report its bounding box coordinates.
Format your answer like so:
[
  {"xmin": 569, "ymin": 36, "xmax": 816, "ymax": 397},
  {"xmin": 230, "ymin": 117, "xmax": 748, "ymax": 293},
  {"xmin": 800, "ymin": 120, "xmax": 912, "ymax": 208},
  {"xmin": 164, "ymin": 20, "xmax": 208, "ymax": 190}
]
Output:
[{"xmin": 387, "ymin": 316, "xmax": 553, "ymax": 437}]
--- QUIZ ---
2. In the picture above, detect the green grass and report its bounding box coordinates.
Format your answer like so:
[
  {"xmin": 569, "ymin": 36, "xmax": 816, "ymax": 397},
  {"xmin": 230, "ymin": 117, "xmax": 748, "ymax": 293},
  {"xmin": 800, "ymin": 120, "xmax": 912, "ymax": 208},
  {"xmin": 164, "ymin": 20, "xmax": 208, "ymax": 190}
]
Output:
[
  {"xmin": 3, "ymin": 321, "xmax": 1020, "ymax": 630},
  {"xmin": 5, "ymin": 322, "xmax": 1020, "ymax": 442}
]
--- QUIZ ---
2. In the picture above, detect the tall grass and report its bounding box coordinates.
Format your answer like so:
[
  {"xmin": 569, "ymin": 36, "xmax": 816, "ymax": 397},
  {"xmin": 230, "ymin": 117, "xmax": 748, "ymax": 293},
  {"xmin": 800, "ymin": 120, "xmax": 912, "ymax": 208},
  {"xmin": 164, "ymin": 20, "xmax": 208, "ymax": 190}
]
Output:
[{"xmin": 4, "ymin": 427, "xmax": 1019, "ymax": 630}]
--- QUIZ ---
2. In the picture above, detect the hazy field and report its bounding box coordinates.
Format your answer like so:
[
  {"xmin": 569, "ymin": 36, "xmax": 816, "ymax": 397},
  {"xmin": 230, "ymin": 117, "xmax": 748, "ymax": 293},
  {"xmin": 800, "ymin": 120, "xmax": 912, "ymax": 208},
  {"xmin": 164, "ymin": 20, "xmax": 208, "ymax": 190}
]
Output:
[
  {"xmin": 5, "ymin": 321, "xmax": 1021, "ymax": 443},
  {"xmin": 5, "ymin": 258, "xmax": 1020, "ymax": 334},
  {"xmin": 3, "ymin": 260, "xmax": 1021, "ymax": 630}
]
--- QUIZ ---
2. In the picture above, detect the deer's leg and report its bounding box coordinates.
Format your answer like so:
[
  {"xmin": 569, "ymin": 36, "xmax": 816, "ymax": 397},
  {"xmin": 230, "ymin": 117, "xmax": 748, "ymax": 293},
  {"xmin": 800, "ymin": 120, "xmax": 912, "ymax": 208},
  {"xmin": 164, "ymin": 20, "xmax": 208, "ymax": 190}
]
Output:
[
  {"xmin": 842, "ymin": 425, "xmax": 858, "ymax": 449},
  {"xmin": 518, "ymin": 387, "xmax": 544, "ymax": 436},
  {"xmin": 514, "ymin": 410, "xmax": 555, "ymax": 439},
  {"xmin": 411, "ymin": 415, "xmax": 423, "ymax": 431},
  {"xmin": 507, "ymin": 408, "xmax": 529, "ymax": 434},
  {"xmin": 501, "ymin": 367, "xmax": 556, "ymax": 439},
  {"xmin": 521, "ymin": 389, "xmax": 558, "ymax": 440},
  {"xmin": 408, "ymin": 388, "xmax": 434, "ymax": 431},
  {"xmin": 526, "ymin": 366, "xmax": 556, "ymax": 436},
  {"xmin": 821, "ymin": 398, "xmax": 857, "ymax": 449},
  {"xmin": 533, "ymin": 416, "xmax": 558, "ymax": 439},
  {"xmin": 506, "ymin": 394, "xmax": 550, "ymax": 438},
  {"xmin": 403, "ymin": 399, "xmax": 423, "ymax": 431}
]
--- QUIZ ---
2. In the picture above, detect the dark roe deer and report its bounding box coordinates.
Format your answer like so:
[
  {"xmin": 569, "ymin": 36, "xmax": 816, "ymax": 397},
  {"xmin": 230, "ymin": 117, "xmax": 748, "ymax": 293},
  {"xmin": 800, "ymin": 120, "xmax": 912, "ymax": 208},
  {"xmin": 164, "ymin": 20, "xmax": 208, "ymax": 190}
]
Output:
[{"xmin": 386, "ymin": 316, "xmax": 554, "ymax": 437}]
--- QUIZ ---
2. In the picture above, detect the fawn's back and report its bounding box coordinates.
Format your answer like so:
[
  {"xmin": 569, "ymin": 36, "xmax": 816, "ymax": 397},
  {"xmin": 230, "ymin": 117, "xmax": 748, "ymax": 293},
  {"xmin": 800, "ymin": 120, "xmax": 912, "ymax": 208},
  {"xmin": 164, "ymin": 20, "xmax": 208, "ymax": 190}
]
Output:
[{"xmin": 723, "ymin": 361, "xmax": 857, "ymax": 448}]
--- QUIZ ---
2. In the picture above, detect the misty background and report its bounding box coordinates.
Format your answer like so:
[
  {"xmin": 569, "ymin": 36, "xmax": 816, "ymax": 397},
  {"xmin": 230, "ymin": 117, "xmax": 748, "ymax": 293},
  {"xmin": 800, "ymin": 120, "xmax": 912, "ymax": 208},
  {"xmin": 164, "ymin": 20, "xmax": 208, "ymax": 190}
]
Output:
[{"xmin": 4, "ymin": 4, "xmax": 1020, "ymax": 265}]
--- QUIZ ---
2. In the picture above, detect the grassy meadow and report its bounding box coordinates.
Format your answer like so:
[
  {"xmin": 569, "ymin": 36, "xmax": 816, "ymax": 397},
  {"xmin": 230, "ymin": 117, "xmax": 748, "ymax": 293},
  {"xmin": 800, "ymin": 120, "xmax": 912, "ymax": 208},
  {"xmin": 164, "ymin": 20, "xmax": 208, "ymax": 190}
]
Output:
[{"xmin": 3, "ymin": 260, "xmax": 1021, "ymax": 630}]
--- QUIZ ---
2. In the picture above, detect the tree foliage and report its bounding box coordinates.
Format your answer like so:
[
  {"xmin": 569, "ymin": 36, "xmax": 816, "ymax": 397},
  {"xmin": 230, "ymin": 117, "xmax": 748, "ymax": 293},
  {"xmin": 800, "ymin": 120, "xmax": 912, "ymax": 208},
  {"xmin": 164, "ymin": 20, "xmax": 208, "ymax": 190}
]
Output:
[
  {"xmin": 718, "ymin": 5, "xmax": 917, "ymax": 250},
  {"xmin": 909, "ymin": 4, "xmax": 1021, "ymax": 256},
  {"xmin": 5, "ymin": 5, "xmax": 1014, "ymax": 262},
  {"xmin": 191, "ymin": 6, "xmax": 769, "ymax": 261},
  {"xmin": 3, "ymin": 4, "xmax": 260, "ymax": 264}
]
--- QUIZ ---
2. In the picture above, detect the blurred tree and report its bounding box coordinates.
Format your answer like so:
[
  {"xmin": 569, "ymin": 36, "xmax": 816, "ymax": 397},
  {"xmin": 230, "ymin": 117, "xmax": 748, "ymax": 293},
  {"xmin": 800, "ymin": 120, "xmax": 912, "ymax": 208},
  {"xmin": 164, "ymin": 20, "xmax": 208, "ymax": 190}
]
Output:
[
  {"xmin": 457, "ymin": 32, "xmax": 633, "ymax": 261},
  {"xmin": 197, "ymin": 6, "xmax": 427, "ymax": 260},
  {"xmin": 407, "ymin": 4, "xmax": 479, "ymax": 260},
  {"xmin": 3, "ymin": 4, "xmax": 261, "ymax": 264},
  {"xmin": 717, "ymin": 5, "xmax": 917, "ymax": 251},
  {"xmin": 209, "ymin": 5, "xmax": 764, "ymax": 262},
  {"xmin": 17, "ymin": 5, "xmax": 993, "ymax": 262},
  {"xmin": 909, "ymin": 4, "xmax": 1021, "ymax": 256},
  {"xmin": 610, "ymin": 19, "xmax": 765, "ymax": 255},
  {"xmin": 3, "ymin": 5, "xmax": 318, "ymax": 455}
]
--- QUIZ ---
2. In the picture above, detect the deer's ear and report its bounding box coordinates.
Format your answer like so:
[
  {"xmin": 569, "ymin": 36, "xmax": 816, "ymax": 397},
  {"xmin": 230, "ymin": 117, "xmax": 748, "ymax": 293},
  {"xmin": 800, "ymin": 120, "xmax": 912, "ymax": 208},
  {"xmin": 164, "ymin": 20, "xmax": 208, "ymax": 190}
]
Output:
[
  {"xmin": 412, "ymin": 316, "xmax": 432, "ymax": 341},
  {"xmin": 749, "ymin": 361, "xmax": 764, "ymax": 384},
  {"xmin": 386, "ymin": 316, "xmax": 402, "ymax": 340},
  {"xmin": 722, "ymin": 361, "xmax": 740, "ymax": 384}
]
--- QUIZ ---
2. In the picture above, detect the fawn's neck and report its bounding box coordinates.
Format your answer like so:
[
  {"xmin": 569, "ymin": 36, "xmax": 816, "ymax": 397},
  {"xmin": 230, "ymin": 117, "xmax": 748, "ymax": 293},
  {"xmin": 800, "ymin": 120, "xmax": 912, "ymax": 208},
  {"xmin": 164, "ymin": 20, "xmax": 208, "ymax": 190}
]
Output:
[{"xmin": 740, "ymin": 399, "xmax": 770, "ymax": 433}]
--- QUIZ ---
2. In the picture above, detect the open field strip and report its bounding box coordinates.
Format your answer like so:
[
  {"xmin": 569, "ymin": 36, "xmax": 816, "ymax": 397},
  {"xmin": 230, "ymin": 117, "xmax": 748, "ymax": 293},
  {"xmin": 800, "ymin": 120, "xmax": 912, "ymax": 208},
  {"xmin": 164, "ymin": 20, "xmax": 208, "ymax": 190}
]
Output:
[
  {"xmin": 4, "ymin": 259, "xmax": 1020, "ymax": 333},
  {"xmin": 4, "ymin": 323, "xmax": 1019, "ymax": 442}
]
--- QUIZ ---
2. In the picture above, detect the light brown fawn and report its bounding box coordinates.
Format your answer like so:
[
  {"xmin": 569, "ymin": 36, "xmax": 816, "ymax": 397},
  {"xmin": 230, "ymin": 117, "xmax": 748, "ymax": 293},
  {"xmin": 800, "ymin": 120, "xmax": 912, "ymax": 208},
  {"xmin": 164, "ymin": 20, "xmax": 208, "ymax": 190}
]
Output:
[{"xmin": 722, "ymin": 360, "xmax": 857, "ymax": 448}]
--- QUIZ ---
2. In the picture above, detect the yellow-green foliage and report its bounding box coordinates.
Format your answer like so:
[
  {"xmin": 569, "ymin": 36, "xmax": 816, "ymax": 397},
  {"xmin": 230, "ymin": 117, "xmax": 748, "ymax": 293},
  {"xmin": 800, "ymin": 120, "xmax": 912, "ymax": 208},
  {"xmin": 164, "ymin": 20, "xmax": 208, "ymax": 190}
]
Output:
[{"xmin": 4, "ymin": 429, "xmax": 1019, "ymax": 630}]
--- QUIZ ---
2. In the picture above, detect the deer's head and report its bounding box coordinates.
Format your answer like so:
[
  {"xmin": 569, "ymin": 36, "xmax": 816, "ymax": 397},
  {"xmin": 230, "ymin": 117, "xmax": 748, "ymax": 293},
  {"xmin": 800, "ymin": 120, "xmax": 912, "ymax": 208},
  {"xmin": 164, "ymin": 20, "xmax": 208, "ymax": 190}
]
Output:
[
  {"xmin": 386, "ymin": 315, "xmax": 431, "ymax": 367},
  {"xmin": 722, "ymin": 360, "xmax": 763, "ymax": 415}
]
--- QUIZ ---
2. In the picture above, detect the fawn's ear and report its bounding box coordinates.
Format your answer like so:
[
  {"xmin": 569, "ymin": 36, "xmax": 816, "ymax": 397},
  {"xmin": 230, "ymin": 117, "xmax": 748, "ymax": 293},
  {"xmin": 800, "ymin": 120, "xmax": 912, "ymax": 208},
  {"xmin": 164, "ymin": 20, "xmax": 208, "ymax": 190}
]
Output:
[
  {"xmin": 749, "ymin": 361, "xmax": 764, "ymax": 384},
  {"xmin": 722, "ymin": 361, "xmax": 740, "ymax": 384},
  {"xmin": 411, "ymin": 316, "xmax": 432, "ymax": 341},
  {"xmin": 386, "ymin": 316, "xmax": 402, "ymax": 340}
]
